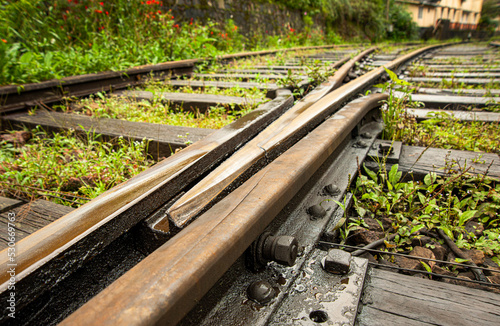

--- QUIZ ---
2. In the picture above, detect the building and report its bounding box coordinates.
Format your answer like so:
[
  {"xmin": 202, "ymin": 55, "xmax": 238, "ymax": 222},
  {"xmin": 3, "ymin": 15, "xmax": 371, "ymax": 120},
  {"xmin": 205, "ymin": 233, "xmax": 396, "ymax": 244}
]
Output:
[{"xmin": 397, "ymin": 0, "xmax": 484, "ymax": 37}]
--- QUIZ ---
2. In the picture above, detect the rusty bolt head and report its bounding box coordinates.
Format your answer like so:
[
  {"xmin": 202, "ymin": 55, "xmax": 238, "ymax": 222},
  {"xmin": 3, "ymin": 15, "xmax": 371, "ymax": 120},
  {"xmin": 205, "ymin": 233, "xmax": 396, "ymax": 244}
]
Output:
[
  {"xmin": 307, "ymin": 204, "xmax": 326, "ymax": 219},
  {"xmin": 324, "ymin": 184, "xmax": 340, "ymax": 196},
  {"xmin": 247, "ymin": 280, "xmax": 276, "ymax": 304}
]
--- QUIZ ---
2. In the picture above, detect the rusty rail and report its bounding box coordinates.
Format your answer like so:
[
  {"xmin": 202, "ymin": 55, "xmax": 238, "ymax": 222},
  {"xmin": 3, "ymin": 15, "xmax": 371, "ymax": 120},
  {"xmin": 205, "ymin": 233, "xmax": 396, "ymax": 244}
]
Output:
[
  {"xmin": 0, "ymin": 51, "xmax": 353, "ymax": 308},
  {"xmin": 61, "ymin": 93, "xmax": 388, "ymax": 326},
  {"xmin": 167, "ymin": 47, "xmax": 377, "ymax": 227},
  {"xmin": 60, "ymin": 43, "xmax": 451, "ymax": 326}
]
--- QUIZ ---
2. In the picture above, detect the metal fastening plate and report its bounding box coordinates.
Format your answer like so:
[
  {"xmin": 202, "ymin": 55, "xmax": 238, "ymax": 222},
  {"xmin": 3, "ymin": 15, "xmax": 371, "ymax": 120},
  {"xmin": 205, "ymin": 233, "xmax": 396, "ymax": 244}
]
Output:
[
  {"xmin": 268, "ymin": 249, "xmax": 368, "ymax": 325},
  {"xmin": 367, "ymin": 139, "xmax": 402, "ymax": 164}
]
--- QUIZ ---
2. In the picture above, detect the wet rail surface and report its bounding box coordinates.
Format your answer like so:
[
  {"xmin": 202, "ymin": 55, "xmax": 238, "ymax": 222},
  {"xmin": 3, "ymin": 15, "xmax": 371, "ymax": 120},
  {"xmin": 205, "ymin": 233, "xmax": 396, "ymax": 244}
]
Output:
[{"xmin": 3, "ymin": 42, "xmax": 500, "ymax": 325}]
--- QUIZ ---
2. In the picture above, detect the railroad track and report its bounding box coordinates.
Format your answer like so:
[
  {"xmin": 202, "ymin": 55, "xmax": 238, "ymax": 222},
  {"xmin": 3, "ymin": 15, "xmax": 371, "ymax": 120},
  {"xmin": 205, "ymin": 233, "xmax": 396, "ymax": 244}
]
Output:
[{"xmin": 1, "ymin": 42, "xmax": 500, "ymax": 325}]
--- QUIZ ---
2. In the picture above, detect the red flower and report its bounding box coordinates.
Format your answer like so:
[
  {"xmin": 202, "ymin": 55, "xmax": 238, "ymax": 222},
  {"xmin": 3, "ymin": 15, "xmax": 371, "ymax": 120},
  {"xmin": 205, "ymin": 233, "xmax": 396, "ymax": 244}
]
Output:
[
  {"xmin": 1, "ymin": 39, "xmax": 6, "ymax": 43},
  {"xmin": 100, "ymin": 2, "xmax": 104, "ymax": 6},
  {"xmin": 95, "ymin": 9, "xmax": 102, "ymax": 13},
  {"xmin": 173, "ymin": 24, "xmax": 179, "ymax": 28},
  {"xmin": 105, "ymin": 11, "xmax": 109, "ymax": 15},
  {"xmin": 290, "ymin": 28, "xmax": 295, "ymax": 32},
  {"xmin": 158, "ymin": 10, "xmax": 161, "ymax": 14}
]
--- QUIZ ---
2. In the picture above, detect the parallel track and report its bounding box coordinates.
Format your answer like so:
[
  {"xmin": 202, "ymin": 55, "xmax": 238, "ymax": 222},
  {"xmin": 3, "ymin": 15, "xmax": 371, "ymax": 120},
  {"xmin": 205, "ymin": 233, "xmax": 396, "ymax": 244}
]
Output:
[{"xmin": 4, "ymin": 41, "xmax": 499, "ymax": 325}]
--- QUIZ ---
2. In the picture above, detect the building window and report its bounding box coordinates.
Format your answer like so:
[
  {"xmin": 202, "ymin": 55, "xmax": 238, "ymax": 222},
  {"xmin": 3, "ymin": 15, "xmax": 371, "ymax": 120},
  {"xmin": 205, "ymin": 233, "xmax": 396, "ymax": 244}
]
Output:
[
  {"xmin": 428, "ymin": 7, "xmax": 431, "ymax": 13},
  {"xmin": 418, "ymin": 7, "xmax": 423, "ymax": 19},
  {"xmin": 463, "ymin": 12, "xmax": 469, "ymax": 23}
]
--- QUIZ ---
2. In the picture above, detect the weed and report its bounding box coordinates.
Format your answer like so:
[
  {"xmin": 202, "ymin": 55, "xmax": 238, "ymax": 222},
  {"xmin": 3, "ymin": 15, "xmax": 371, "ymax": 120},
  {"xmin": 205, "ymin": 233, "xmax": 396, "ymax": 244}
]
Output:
[
  {"xmin": 0, "ymin": 127, "xmax": 153, "ymax": 207},
  {"xmin": 350, "ymin": 163, "xmax": 500, "ymax": 258}
]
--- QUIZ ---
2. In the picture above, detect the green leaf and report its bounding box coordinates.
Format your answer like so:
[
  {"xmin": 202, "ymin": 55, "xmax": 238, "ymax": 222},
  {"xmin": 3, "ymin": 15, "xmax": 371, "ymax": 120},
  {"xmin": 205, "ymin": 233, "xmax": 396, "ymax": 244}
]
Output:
[
  {"xmin": 410, "ymin": 224, "xmax": 424, "ymax": 234},
  {"xmin": 424, "ymin": 172, "xmax": 437, "ymax": 186},
  {"xmin": 388, "ymin": 164, "xmax": 401, "ymax": 186},
  {"xmin": 458, "ymin": 210, "xmax": 477, "ymax": 226},
  {"xmin": 417, "ymin": 192, "xmax": 426, "ymax": 205},
  {"xmin": 420, "ymin": 261, "xmax": 432, "ymax": 273},
  {"xmin": 454, "ymin": 258, "xmax": 470, "ymax": 263},
  {"xmin": 19, "ymin": 52, "xmax": 33, "ymax": 64},
  {"xmin": 363, "ymin": 163, "xmax": 378, "ymax": 182}
]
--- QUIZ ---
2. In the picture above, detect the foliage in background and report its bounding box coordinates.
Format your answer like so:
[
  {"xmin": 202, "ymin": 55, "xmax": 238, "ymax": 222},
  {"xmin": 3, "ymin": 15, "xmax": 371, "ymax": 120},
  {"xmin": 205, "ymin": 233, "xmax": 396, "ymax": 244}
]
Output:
[
  {"xmin": 260, "ymin": 0, "xmax": 418, "ymax": 41},
  {"xmin": 479, "ymin": 0, "xmax": 500, "ymax": 32},
  {"xmin": 0, "ymin": 0, "xmax": 417, "ymax": 85},
  {"xmin": 0, "ymin": 127, "xmax": 154, "ymax": 206}
]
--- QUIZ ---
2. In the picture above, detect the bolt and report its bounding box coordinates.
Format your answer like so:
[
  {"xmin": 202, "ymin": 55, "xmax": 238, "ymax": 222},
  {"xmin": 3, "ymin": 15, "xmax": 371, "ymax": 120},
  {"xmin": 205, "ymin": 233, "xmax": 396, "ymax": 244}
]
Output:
[
  {"xmin": 353, "ymin": 140, "xmax": 368, "ymax": 148},
  {"xmin": 307, "ymin": 204, "xmax": 326, "ymax": 219},
  {"xmin": 262, "ymin": 234, "xmax": 299, "ymax": 266},
  {"xmin": 324, "ymin": 184, "xmax": 340, "ymax": 196},
  {"xmin": 321, "ymin": 249, "xmax": 351, "ymax": 274},
  {"xmin": 378, "ymin": 143, "xmax": 393, "ymax": 155},
  {"xmin": 247, "ymin": 280, "xmax": 276, "ymax": 305}
]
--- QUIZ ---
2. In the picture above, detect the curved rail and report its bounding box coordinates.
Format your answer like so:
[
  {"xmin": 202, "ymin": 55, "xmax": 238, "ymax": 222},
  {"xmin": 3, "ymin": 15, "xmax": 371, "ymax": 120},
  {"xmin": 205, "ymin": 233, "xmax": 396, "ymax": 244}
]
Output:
[
  {"xmin": 167, "ymin": 47, "xmax": 377, "ymax": 227},
  {"xmin": 60, "ymin": 43, "xmax": 452, "ymax": 326},
  {"xmin": 61, "ymin": 93, "xmax": 388, "ymax": 326},
  {"xmin": 0, "ymin": 51, "xmax": 351, "ymax": 288}
]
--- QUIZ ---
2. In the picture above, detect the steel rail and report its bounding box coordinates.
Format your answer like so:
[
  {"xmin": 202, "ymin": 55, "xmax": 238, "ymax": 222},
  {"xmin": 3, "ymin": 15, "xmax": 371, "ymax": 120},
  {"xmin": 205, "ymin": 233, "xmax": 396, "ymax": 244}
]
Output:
[
  {"xmin": 167, "ymin": 47, "xmax": 377, "ymax": 227},
  {"xmin": 0, "ymin": 90, "xmax": 295, "ymax": 286},
  {"xmin": 0, "ymin": 52, "xmax": 352, "ymax": 297},
  {"xmin": 61, "ymin": 43, "xmax": 451, "ymax": 326},
  {"xmin": 61, "ymin": 93, "xmax": 388, "ymax": 326}
]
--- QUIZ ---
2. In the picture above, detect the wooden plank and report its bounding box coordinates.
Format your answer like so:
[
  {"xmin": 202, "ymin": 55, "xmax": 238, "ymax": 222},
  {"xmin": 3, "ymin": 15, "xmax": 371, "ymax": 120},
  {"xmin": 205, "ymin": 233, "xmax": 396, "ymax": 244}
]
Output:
[
  {"xmin": 193, "ymin": 73, "xmax": 307, "ymax": 80},
  {"xmin": 113, "ymin": 90, "xmax": 261, "ymax": 113},
  {"xmin": 3, "ymin": 111, "xmax": 214, "ymax": 160},
  {"xmin": 165, "ymin": 79, "xmax": 280, "ymax": 98},
  {"xmin": 424, "ymin": 65, "xmax": 500, "ymax": 70},
  {"xmin": 392, "ymin": 91, "xmax": 497, "ymax": 109},
  {"xmin": 405, "ymin": 77, "xmax": 500, "ymax": 84},
  {"xmin": 425, "ymin": 72, "xmax": 500, "ymax": 78},
  {"xmin": 0, "ymin": 196, "xmax": 23, "ymax": 213},
  {"xmin": 357, "ymin": 269, "xmax": 500, "ymax": 326},
  {"xmin": 0, "ymin": 199, "xmax": 74, "ymax": 250},
  {"xmin": 410, "ymin": 87, "xmax": 500, "ymax": 96},
  {"xmin": 407, "ymin": 108, "xmax": 500, "ymax": 122},
  {"xmin": 366, "ymin": 141, "xmax": 500, "ymax": 180}
]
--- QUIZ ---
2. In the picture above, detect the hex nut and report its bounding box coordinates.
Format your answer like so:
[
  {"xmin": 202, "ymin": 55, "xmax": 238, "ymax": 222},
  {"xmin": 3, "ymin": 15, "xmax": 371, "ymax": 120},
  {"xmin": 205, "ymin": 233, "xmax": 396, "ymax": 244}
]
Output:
[
  {"xmin": 272, "ymin": 236, "xmax": 299, "ymax": 267},
  {"xmin": 322, "ymin": 249, "xmax": 351, "ymax": 274}
]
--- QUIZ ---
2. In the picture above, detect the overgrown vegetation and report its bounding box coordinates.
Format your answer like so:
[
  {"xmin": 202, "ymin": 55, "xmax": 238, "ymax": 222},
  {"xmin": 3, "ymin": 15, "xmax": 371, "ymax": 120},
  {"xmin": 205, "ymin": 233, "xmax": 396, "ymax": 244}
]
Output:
[
  {"xmin": 347, "ymin": 163, "xmax": 499, "ymax": 262},
  {"xmin": 378, "ymin": 68, "xmax": 500, "ymax": 154},
  {"xmin": 0, "ymin": 0, "xmax": 417, "ymax": 85},
  {"xmin": 344, "ymin": 67, "xmax": 500, "ymax": 270},
  {"xmin": 0, "ymin": 127, "xmax": 153, "ymax": 206}
]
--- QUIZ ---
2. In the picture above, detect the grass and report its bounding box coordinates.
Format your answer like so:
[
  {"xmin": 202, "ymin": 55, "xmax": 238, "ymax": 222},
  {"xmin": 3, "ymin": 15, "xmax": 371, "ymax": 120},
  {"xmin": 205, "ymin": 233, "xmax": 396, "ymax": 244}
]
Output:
[
  {"xmin": 0, "ymin": 127, "xmax": 154, "ymax": 207},
  {"xmin": 398, "ymin": 112, "xmax": 500, "ymax": 154},
  {"xmin": 379, "ymin": 68, "xmax": 500, "ymax": 153}
]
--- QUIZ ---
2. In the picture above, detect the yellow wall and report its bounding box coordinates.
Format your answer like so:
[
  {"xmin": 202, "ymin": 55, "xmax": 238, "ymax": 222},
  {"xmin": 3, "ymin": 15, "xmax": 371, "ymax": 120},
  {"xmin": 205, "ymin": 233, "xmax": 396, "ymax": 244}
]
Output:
[{"xmin": 397, "ymin": 0, "xmax": 483, "ymax": 28}]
